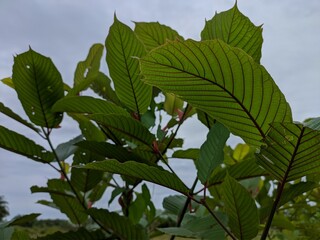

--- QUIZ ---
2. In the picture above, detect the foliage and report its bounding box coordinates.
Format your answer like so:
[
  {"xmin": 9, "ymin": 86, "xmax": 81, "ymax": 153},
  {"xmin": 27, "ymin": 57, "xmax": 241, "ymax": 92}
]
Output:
[
  {"xmin": 0, "ymin": 196, "xmax": 9, "ymax": 222},
  {"xmin": 1, "ymin": 3, "xmax": 319, "ymax": 240}
]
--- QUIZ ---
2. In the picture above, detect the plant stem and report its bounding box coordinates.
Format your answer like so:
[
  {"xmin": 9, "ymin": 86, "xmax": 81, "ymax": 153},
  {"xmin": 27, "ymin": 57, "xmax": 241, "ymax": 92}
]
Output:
[
  {"xmin": 260, "ymin": 181, "xmax": 285, "ymax": 240},
  {"xmin": 43, "ymin": 128, "xmax": 111, "ymax": 234},
  {"xmin": 170, "ymin": 177, "xmax": 198, "ymax": 240},
  {"xmin": 201, "ymin": 200, "xmax": 237, "ymax": 240}
]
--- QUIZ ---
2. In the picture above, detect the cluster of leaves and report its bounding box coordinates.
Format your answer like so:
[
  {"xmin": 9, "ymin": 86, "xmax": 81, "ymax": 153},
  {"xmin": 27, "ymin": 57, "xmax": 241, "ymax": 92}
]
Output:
[{"xmin": 1, "ymin": 3, "xmax": 320, "ymax": 239}]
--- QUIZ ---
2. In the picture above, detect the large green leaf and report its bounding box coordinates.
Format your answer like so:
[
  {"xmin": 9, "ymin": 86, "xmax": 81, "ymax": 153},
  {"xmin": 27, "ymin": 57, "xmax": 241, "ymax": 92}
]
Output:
[
  {"xmin": 12, "ymin": 48, "xmax": 64, "ymax": 128},
  {"xmin": 88, "ymin": 208, "xmax": 148, "ymax": 240},
  {"xmin": 134, "ymin": 21, "xmax": 184, "ymax": 51},
  {"xmin": 0, "ymin": 125, "xmax": 54, "ymax": 163},
  {"xmin": 140, "ymin": 39, "xmax": 292, "ymax": 146},
  {"xmin": 0, "ymin": 102, "xmax": 39, "ymax": 133},
  {"xmin": 52, "ymin": 96, "xmax": 129, "ymax": 116},
  {"xmin": 257, "ymin": 122, "xmax": 320, "ymax": 182},
  {"xmin": 222, "ymin": 174, "xmax": 259, "ymax": 239},
  {"xmin": 88, "ymin": 114, "xmax": 155, "ymax": 148},
  {"xmin": 106, "ymin": 15, "xmax": 151, "ymax": 114},
  {"xmin": 201, "ymin": 3, "xmax": 263, "ymax": 63},
  {"xmin": 197, "ymin": 122, "xmax": 230, "ymax": 184},
  {"xmin": 82, "ymin": 160, "xmax": 189, "ymax": 194},
  {"xmin": 172, "ymin": 148, "xmax": 200, "ymax": 161}
]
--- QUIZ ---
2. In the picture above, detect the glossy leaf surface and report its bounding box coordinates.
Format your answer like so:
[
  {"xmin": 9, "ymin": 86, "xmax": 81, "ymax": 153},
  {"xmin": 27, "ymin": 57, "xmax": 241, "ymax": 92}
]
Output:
[{"xmin": 140, "ymin": 39, "xmax": 292, "ymax": 146}]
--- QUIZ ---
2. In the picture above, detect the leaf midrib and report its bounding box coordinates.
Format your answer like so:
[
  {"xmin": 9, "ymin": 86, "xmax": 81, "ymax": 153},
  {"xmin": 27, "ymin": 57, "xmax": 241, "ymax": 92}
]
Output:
[
  {"xmin": 117, "ymin": 23, "xmax": 140, "ymax": 116},
  {"xmin": 142, "ymin": 49, "xmax": 266, "ymax": 139}
]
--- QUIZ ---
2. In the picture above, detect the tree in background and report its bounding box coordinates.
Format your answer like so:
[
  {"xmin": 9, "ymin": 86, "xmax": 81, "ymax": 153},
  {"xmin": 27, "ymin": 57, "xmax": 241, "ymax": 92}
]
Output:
[{"xmin": 0, "ymin": 196, "xmax": 9, "ymax": 222}]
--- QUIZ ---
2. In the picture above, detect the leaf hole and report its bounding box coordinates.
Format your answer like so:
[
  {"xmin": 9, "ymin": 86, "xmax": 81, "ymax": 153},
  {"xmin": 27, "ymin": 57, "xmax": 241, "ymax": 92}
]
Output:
[{"xmin": 26, "ymin": 65, "xmax": 31, "ymax": 69}]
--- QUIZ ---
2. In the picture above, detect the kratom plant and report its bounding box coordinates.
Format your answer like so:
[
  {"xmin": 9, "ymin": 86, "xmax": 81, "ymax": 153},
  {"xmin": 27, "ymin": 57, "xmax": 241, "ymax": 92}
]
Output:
[{"xmin": 1, "ymin": 3, "xmax": 320, "ymax": 240}]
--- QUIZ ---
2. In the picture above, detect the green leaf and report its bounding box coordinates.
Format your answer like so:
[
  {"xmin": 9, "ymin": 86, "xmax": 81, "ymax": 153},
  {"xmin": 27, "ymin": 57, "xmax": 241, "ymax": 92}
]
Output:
[
  {"xmin": 90, "ymin": 71, "xmax": 121, "ymax": 105},
  {"xmin": 0, "ymin": 102, "xmax": 40, "ymax": 133},
  {"xmin": 163, "ymin": 195, "xmax": 188, "ymax": 215},
  {"xmin": 159, "ymin": 214, "xmax": 226, "ymax": 239},
  {"xmin": 221, "ymin": 174, "xmax": 259, "ymax": 239},
  {"xmin": 12, "ymin": 48, "xmax": 64, "ymax": 128},
  {"xmin": 197, "ymin": 122, "xmax": 230, "ymax": 184},
  {"xmin": 0, "ymin": 125, "xmax": 54, "ymax": 163},
  {"xmin": 163, "ymin": 93, "xmax": 184, "ymax": 117},
  {"xmin": 87, "ymin": 208, "xmax": 148, "ymax": 240},
  {"xmin": 0, "ymin": 223, "xmax": 14, "ymax": 240},
  {"xmin": 256, "ymin": 122, "xmax": 320, "ymax": 182},
  {"xmin": 55, "ymin": 135, "xmax": 83, "ymax": 161},
  {"xmin": 32, "ymin": 179, "xmax": 88, "ymax": 224},
  {"xmin": 134, "ymin": 21, "xmax": 184, "ymax": 51},
  {"xmin": 36, "ymin": 228, "xmax": 106, "ymax": 240},
  {"xmin": 89, "ymin": 114, "xmax": 155, "ymax": 148},
  {"xmin": 172, "ymin": 148, "xmax": 200, "ymax": 161},
  {"xmin": 71, "ymin": 149, "xmax": 104, "ymax": 193},
  {"xmin": 11, "ymin": 230, "xmax": 31, "ymax": 240},
  {"xmin": 82, "ymin": 160, "xmax": 189, "ymax": 194},
  {"xmin": 304, "ymin": 117, "xmax": 320, "ymax": 131},
  {"xmin": 208, "ymin": 158, "xmax": 267, "ymax": 186},
  {"xmin": 232, "ymin": 143, "xmax": 251, "ymax": 162},
  {"xmin": 69, "ymin": 44, "xmax": 104, "ymax": 96},
  {"xmin": 106, "ymin": 15, "xmax": 152, "ymax": 114},
  {"xmin": 76, "ymin": 141, "xmax": 153, "ymax": 165},
  {"xmin": 201, "ymin": 3, "xmax": 263, "ymax": 63},
  {"xmin": 197, "ymin": 109, "xmax": 216, "ymax": 129},
  {"xmin": 140, "ymin": 39, "xmax": 292, "ymax": 146},
  {"xmin": 279, "ymin": 182, "xmax": 318, "ymax": 207},
  {"xmin": 74, "ymin": 43, "xmax": 103, "ymax": 86},
  {"xmin": 52, "ymin": 96, "xmax": 129, "ymax": 116},
  {"xmin": 1, "ymin": 77, "xmax": 15, "ymax": 88},
  {"xmin": 8, "ymin": 213, "xmax": 41, "ymax": 227}
]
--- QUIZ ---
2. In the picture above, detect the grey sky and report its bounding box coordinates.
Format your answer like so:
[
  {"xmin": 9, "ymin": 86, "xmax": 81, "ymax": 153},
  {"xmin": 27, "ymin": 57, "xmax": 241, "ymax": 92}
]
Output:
[{"xmin": 0, "ymin": 0, "xmax": 319, "ymax": 219}]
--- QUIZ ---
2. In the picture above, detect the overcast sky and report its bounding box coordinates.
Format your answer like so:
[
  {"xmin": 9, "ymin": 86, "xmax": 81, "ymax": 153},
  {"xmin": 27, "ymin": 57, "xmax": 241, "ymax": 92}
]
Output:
[{"xmin": 0, "ymin": 0, "xmax": 319, "ymax": 219}]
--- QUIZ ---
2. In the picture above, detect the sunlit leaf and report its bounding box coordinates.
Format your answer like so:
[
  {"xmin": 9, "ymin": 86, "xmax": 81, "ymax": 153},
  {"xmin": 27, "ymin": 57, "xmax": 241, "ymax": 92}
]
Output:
[
  {"xmin": 82, "ymin": 160, "xmax": 189, "ymax": 194},
  {"xmin": 87, "ymin": 208, "xmax": 148, "ymax": 240},
  {"xmin": 106, "ymin": 15, "xmax": 151, "ymax": 114},
  {"xmin": 0, "ymin": 125, "xmax": 54, "ymax": 163},
  {"xmin": 140, "ymin": 39, "xmax": 292, "ymax": 146},
  {"xmin": 134, "ymin": 21, "xmax": 184, "ymax": 51},
  {"xmin": 257, "ymin": 122, "xmax": 320, "ymax": 182},
  {"xmin": 232, "ymin": 143, "xmax": 250, "ymax": 162},
  {"xmin": 1, "ymin": 77, "xmax": 14, "ymax": 89},
  {"xmin": 12, "ymin": 48, "xmax": 64, "ymax": 128},
  {"xmin": 74, "ymin": 44, "xmax": 103, "ymax": 86},
  {"xmin": 163, "ymin": 93, "xmax": 184, "ymax": 117},
  {"xmin": 201, "ymin": 3, "xmax": 263, "ymax": 63},
  {"xmin": 197, "ymin": 122, "xmax": 230, "ymax": 184},
  {"xmin": 222, "ymin": 174, "xmax": 259, "ymax": 239}
]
